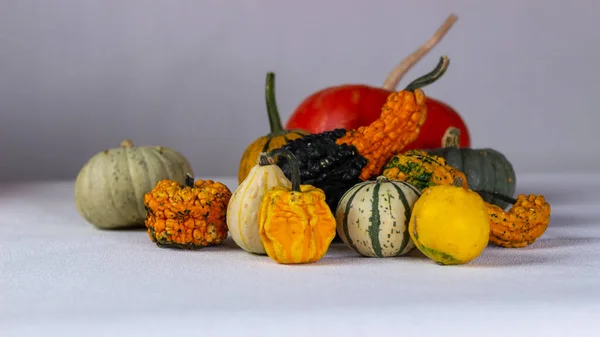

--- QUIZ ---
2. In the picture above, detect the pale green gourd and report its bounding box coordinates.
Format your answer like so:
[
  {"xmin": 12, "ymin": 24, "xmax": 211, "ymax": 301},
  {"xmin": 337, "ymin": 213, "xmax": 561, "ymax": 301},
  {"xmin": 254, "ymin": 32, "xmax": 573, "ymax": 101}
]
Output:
[{"xmin": 74, "ymin": 139, "xmax": 193, "ymax": 229}]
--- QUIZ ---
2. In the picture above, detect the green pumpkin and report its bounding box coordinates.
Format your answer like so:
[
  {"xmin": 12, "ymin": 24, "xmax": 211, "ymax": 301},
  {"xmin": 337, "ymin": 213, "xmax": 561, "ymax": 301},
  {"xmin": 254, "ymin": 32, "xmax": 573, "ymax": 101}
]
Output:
[
  {"xmin": 425, "ymin": 128, "xmax": 516, "ymax": 209},
  {"xmin": 74, "ymin": 139, "xmax": 194, "ymax": 230}
]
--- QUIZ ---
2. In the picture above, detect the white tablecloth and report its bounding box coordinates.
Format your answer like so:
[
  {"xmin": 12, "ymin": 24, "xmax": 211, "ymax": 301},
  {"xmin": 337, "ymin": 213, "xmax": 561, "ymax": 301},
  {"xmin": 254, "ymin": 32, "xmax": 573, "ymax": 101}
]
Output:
[{"xmin": 2, "ymin": 174, "xmax": 600, "ymax": 336}]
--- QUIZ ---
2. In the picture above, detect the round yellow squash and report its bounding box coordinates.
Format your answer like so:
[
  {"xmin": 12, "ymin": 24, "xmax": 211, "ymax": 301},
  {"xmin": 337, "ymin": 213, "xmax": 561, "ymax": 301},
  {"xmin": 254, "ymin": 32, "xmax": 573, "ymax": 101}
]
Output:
[
  {"xmin": 227, "ymin": 152, "xmax": 292, "ymax": 254},
  {"xmin": 408, "ymin": 183, "xmax": 490, "ymax": 265}
]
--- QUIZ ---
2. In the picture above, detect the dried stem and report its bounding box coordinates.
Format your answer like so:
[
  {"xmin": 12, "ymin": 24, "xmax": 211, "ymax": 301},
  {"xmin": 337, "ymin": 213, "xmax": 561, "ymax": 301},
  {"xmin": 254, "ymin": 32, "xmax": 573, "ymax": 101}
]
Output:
[{"xmin": 382, "ymin": 14, "xmax": 458, "ymax": 91}]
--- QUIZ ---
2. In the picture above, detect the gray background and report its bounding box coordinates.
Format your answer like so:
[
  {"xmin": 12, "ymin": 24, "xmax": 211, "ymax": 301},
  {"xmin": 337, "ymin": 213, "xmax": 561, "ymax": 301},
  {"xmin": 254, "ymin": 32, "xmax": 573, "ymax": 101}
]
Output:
[{"xmin": 0, "ymin": 0, "xmax": 597, "ymax": 182}]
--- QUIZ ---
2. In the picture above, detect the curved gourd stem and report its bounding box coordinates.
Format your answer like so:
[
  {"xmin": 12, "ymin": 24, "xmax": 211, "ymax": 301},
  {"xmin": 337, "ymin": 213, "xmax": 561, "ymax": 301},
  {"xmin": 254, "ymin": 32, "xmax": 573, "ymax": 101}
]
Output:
[
  {"xmin": 404, "ymin": 56, "xmax": 450, "ymax": 91},
  {"xmin": 268, "ymin": 148, "xmax": 301, "ymax": 192},
  {"xmin": 185, "ymin": 173, "xmax": 194, "ymax": 188},
  {"xmin": 265, "ymin": 72, "xmax": 284, "ymax": 134},
  {"xmin": 477, "ymin": 190, "xmax": 517, "ymax": 204},
  {"xmin": 383, "ymin": 14, "xmax": 458, "ymax": 91}
]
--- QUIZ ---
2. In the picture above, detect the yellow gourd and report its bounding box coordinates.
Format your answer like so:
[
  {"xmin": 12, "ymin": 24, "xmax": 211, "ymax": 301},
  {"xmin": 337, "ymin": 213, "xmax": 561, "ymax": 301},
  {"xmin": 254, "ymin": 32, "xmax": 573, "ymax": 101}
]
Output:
[{"xmin": 409, "ymin": 179, "xmax": 489, "ymax": 265}]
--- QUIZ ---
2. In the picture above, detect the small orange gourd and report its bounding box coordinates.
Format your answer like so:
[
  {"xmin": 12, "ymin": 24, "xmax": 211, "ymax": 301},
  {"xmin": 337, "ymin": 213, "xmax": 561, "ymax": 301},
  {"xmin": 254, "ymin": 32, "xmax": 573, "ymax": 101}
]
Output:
[
  {"xmin": 481, "ymin": 191, "xmax": 552, "ymax": 248},
  {"xmin": 144, "ymin": 174, "xmax": 232, "ymax": 249}
]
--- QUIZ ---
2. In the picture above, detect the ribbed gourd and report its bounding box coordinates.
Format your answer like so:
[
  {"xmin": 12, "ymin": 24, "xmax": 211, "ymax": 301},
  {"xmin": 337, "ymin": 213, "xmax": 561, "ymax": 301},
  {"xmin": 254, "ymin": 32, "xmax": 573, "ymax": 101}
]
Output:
[
  {"xmin": 258, "ymin": 148, "xmax": 337, "ymax": 264},
  {"xmin": 227, "ymin": 152, "xmax": 292, "ymax": 254},
  {"xmin": 335, "ymin": 176, "xmax": 421, "ymax": 258},
  {"xmin": 74, "ymin": 139, "xmax": 193, "ymax": 230},
  {"xmin": 426, "ymin": 127, "xmax": 516, "ymax": 209}
]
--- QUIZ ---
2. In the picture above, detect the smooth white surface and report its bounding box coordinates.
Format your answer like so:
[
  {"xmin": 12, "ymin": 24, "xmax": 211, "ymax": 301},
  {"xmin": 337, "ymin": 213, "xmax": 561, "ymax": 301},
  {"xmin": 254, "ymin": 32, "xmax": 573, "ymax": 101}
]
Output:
[
  {"xmin": 2, "ymin": 175, "xmax": 600, "ymax": 336},
  {"xmin": 1, "ymin": 1, "xmax": 599, "ymax": 181}
]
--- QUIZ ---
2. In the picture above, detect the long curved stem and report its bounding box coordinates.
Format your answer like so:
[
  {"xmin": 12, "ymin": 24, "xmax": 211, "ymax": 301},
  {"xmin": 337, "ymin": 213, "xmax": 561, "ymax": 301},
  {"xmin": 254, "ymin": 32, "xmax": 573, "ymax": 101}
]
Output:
[
  {"xmin": 265, "ymin": 72, "xmax": 284, "ymax": 134},
  {"xmin": 268, "ymin": 148, "xmax": 301, "ymax": 192},
  {"xmin": 404, "ymin": 56, "xmax": 449, "ymax": 91},
  {"xmin": 382, "ymin": 14, "xmax": 458, "ymax": 91}
]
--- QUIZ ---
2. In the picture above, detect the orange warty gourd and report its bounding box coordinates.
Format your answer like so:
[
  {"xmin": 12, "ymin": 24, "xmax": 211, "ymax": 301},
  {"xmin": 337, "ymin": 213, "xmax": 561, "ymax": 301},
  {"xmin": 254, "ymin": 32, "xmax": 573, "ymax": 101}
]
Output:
[
  {"xmin": 144, "ymin": 175, "xmax": 232, "ymax": 249},
  {"xmin": 482, "ymin": 192, "xmax": 552, "ymax": 248}
]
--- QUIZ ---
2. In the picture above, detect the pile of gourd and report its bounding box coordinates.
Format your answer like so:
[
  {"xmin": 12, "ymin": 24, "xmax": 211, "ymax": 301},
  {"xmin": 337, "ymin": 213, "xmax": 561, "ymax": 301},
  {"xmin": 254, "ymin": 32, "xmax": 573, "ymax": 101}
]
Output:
[{"xmin": 73, "ymin": 65, "xmax": 552, "ymax": 266}]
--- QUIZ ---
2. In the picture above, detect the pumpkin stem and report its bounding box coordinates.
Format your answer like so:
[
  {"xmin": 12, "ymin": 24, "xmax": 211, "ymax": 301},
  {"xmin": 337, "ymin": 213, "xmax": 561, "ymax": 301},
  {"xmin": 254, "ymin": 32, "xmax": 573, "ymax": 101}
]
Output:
[
  {"xmin": 185, "ymin": 173, "xmax": 194, "ymax": 188},
  {"xmin": 120, "ymin": 139, "xmax": 134, "ymax": 148},
  {"xmin": 452, "ymin": 176, "xmax": 464, "ymax": 188},
  {"xmin": 477, "ymin": 190, "xmax": 517, "ymax": 204},
  {"xmin": 265, "ymin": 72, "xmax": 285, "ymax": 134},
  {"xmin": 258, "ymin": 152, "xmax": 274, "ymax": 166},
  {"xmin": 441, "ymin": 127, "xmax": 461, "ymax": 148},
  {"xmin": 404, "ymin": 56, "xmax": 450, "ymax": 92},
  {"xmin": 268, "ymin": 148, "xmax": 301, "ymax": 192},
  {"xmin": 382, "ymin": 14, "xmax": 458, "ymax": 91},
  {"xmin": 375, "ymin": 175, "xmax": 389, "ymax": 184}
]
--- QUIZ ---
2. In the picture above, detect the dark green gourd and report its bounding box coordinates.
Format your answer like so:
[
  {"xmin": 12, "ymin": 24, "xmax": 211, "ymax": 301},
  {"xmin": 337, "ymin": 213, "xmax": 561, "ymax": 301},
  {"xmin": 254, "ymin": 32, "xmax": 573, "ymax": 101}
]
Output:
[{"xmin": 425, "ymin": 127, "xmax": 516, "ymax": 209}]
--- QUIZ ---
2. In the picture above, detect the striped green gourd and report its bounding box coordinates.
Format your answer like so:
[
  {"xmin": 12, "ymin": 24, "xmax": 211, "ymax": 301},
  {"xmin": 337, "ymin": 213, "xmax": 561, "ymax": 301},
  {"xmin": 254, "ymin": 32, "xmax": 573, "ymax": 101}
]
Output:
[{"xmin": 335, "ymin": 175, "xmax": 421, "ymax": 257}]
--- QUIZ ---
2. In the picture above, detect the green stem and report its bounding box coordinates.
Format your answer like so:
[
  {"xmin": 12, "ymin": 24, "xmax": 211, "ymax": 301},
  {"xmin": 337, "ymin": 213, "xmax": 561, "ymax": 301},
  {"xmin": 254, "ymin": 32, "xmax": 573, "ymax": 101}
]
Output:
[
  {"xmin": 268, "ymin": 148, "xmax": 301, "ymax": 192},
  {"xmin": 477, "ymin": 190, "xmax": 517, "ymax": 204},
  {"xmin": 185, "ymin": 173, "xmax": 194, "ymax": 187},
  {"xmin": 265, "ymin": 72, "xmax": 285, "ymax": 134},
  {"xmin": 404, "ymin": 56, "xmax": 450, "ymax": 91}
]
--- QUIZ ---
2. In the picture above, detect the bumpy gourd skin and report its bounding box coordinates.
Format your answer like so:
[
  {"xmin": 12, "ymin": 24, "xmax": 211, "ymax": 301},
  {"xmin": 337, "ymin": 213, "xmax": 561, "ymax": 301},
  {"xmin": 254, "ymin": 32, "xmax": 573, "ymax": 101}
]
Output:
[
  {"xmin": 278, "ymin": 91, "xmax": 428, "ymax": 212},
  {"xmin": 258, "ymin": 184, "xmax": 337, "ymax": 264},
  {"xmin": 277, "ymin": 57, "xmax": 449, "ymax": 212},
  {"xmin": 277, "ymin": 129, "xmax": 368, "ymax": 212},
  {"xmin": 144, "ymin": 179, "xmax": 232, "ymax": 249},
  {"xmin": 382, "ymin": 149, "xmax": 469, "ymax": 191},
  {"xmin": 336, "ymin": 88, "xmax": 428, "ymax": 181},
  {"xmin": 487, "ymin": 194, "xmax": 551, "ymax": 248}
]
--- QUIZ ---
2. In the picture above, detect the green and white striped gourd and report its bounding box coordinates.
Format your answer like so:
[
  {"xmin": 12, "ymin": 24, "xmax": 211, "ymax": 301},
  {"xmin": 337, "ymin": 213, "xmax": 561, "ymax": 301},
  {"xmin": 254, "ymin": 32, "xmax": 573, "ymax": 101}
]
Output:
[
  {"xmin": 227, "ymin": 152, "xmax": 291, "ymax": 254},
  {"xmin": 335, "ymin": 176, "xmax": 421, "ymax": 257}
]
